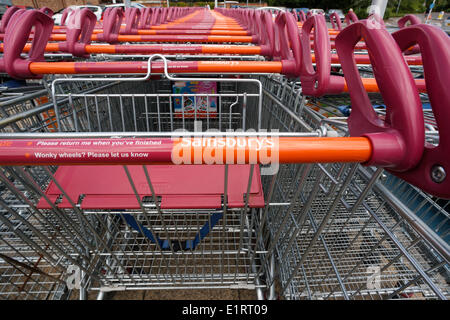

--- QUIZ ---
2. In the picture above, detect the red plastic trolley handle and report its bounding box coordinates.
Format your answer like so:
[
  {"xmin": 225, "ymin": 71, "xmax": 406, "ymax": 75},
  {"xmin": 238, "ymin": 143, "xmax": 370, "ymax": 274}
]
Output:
[
  {"xmin": 166, "ymin": 7, "xmax": 174, "ymax": 22},
  {"xmin": 160, "ymin": 7, "xmax": 170, "ymax": 25},
  {"xmin": 298, "ymin": 11, "xmax": 306, "ymax": 22},
  {"xmin": 97, "ymin": 7, "xmax": 124, "ymax": 44},
  {"xmin": 335, "ymin": 19, "xmax": 424, "ymax": 172},
  {"xmin": 150, "ymin": 7, "xmax": 161, "ymax": 26},
  {"xmin": 1, "ymin": 10, "xmax": 53, "ymax": 79},
  {"xmin": 300, "ymin": 14, "xmax": 345, "ymax": 96},
  {"xmin": 140, "ymin": 7, "xmax": 152, "ymax": 29},
  {"xmin": 244, "ymin": 10, "xmax": 256, "ymax": 39},
  {"xmin": 61, "ymin": 7, "xmax": 75, "ymax": 26},
  {"xmin": 39, "ymin": 7, "xmax": 53, "ymax": 17},
  {"xmin": 345, "ymin": 10, "xmax": 358, "ymax": 26},
  {"xmin": 391, "ymin": 24, "xmax": 450, "ymax": 198},
  {"xmin": 397, "ymin": 14, "xmax": 422, "ymax": 55},
  {"xmin": 124, "ymin": 7, "xmax": 141, "ymax": 35},
  {"xmin": 0, "ymin": 6, "xmax": 21, "ymax": 33},
  {"xmin": 59, "ymin": 8, "xmax": 97, "ymax": 57},
  {"xmin": 398, "ymin": 14, "xmax": 421, "ymax": 28},
  {"xmin": 273, "ymin": 12, "xmax": 302, "ymax": 77},
  {"xmin": 330, "ymin": 12, "xmax": 342, "ymax": 31},
  {"xmin": 252, "ymin": 10, "xmax": 274, "ymax": 57},
  {"xmin": 155, "ymin": 7, "xmax": 165, "ymax": 26},
  {"xmin": 0, "ymin": 8, "xmax": 25, "ymax": 73}
]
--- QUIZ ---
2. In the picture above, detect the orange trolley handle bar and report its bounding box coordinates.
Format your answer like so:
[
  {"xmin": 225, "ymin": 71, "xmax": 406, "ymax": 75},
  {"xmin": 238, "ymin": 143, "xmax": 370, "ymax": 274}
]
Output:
[
  {"xmin": 0, "ymin": 43, "xmax": 424, "ymax": 66},
  {"xmin": 0, "ymin": 41, "xmax": 424, "ymax": 66},
  {"xmin": 0, "ymin": 136, "xmax": 447, "ymax": 199},
  {"xmin": 22, "ymin": 60, "xmax": 427, "ymax": 94},
  {"xmin": 0, "ymin": 33, "xmax": 258, "ymax": 44},
  {"xmin": 0, "ymin": 137, "xmax": 372, "ymax": 166}
]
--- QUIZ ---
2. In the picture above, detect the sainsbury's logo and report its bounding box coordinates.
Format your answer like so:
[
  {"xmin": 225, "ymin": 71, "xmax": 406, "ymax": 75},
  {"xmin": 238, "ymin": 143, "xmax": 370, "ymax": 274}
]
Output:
[{"xmin": 170, "ymin": 129, "xmax": 280, "ymax": 175}]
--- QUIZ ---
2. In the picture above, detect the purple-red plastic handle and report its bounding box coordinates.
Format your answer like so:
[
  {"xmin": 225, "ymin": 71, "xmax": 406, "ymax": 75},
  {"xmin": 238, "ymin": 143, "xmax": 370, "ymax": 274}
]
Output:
[
  {"xmin": 61, "ymin": 7, "xmax": 74, "ymax": 26},
  {"xmin": 140, "ymin": 7, "xmax": 152, "ymax": 29},
  {"xmin": 124, "ymin": 7, "xmax": 141, "ymax": 35},
  {"xmin": 60, "ymin": 8, "xmax": 96, "ymax": 57},
  {"xmin": 0, "ymin": 6, "xmax": 21, "ymax": 33},
  {"xmin": 298, "ymin": 11, "xmax": 306, "ymax": 22},
  {"xmin": 98, "ymin": 7, "xmax": 124, "ymax": 43},
  {"xmin": 154, "ymin": 7, "xmax": 163, "ymax": 26},
  {"xmin": 345, "ymin": 10, "xmax": 359, "ymax": 26},
  {"xmin": 335, "ymin": 20, "xmax": 424, "ymax": 172},
  {"xmin": 253, "ymin": 10, "xmax": 274, "ymax": 57},
  {"xmin": 39, "ymin": 7, "xmax": 53, "ymax": 17},
  {"xmin": 0, "ymin": 8, "xmax": 25, "ymax": 73},
  {"xmin": 397, "ymin": 14, "xmax": 422, "ymax": 55},
  {"xmin": 330, "ymin": 12, "xmax": 342, "ymax": 30},
  {"xmin": 150, "ymin": 7, "xmax": 161, "ymax": 26},
  {"xmin": 273, "ymin": 12, "xmax": 302, "ymax": 77},
  {"xmin": 2, "ymin": 10, "xmax": 53, "ymax": 79},
  {"xmin": 392, "ymin": 24, "xmax": 450, "ymax": 198},
  {"xmin": 398, "ymin": 14, "xmax": 421, "ymax": 28},
  {"xmin": 300, "ymin": 15, "xmax": 345, "ymax": 96}
]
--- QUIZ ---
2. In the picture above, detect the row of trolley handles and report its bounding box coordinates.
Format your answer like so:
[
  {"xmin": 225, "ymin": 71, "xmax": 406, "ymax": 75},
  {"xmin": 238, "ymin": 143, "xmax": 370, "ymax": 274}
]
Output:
[{"xmin": 0, "ymin": 6, "xmax": 448, "ymax": 199}]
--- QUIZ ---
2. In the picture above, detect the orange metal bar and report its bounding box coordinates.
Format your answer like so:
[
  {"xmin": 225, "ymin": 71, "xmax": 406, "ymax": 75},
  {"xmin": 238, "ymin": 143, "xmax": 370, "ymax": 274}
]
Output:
[
  {"xmin": 196, "ymin": 61, "xmax": 282, "ymax": 73},
  {"xmin": 134, "ymin": 30, "xmax": 249, "ymax": 36},
  {"xmin": 206, "ymin": 35, "xmax": 253, "ymax": 43},
  {"xmin": 350, "ymin": 78, "xmax": 427, "ymax": 93},
  {"xmin": 29, "ymin": 62, "xmax": 76, "ymax": 74},
  {"xmin": 0, "ymin": 44, "xmax": 423, "ymax": 66},
  {"xmin": 173, "ymin": 137, "xmax": 372, "ymax": 164},
  {"xmin": 0, "ymin": 137, "xmax": 373, "ymax": 166},
  {"xmin": 45, "ymin": 34, "xmax": 255, "ymax": 43},
  {"xmin": 27, "ymin": 61, "xmax": 427, "ymax": 94}
]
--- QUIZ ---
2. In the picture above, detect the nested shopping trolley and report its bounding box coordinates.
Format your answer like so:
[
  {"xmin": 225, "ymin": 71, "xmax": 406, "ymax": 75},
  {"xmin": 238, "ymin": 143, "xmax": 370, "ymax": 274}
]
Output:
[
  {"xmin": 0, "ymin": 7, "xmax": 449, "ymax": 301},
  {"xmin": 0, "ymin": 69, "xmax": 288, "ymax": 299},
  {"xmin": 256, "ymin": 20, "xmax": 450, "ymax": 299}
]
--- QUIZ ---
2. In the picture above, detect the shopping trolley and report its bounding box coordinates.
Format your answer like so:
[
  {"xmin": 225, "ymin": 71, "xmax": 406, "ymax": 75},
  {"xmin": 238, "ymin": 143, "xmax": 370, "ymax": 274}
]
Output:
[
  {"xmin": 256, "ymin": 16, "xmax": 450, "ymax": 299},
  {"xmin": 0, "ymin": 7, "xmax": 449, "ymax": 301},
  {"xmin": 259, "ymin": 69, "xmax": 450, "ymax": 299}
]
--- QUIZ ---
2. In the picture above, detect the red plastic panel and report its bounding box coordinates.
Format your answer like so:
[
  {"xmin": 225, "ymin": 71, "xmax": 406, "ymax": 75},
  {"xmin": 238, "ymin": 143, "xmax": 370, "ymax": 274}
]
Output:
[{"xmin": 37, "ymin": 165, "xmax": 265, "ymax": 210}]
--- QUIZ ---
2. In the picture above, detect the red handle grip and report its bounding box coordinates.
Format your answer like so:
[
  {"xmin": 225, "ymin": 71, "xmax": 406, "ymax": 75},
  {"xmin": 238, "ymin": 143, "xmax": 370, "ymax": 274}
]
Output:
[
  {"xmin": 98, "ymin": 7, "xmax": 124, "ymax": 43},
  {"xmin": 2, "ymin": 10, "xmax": 53, "ymax": 79},
  {"xmin": 0, "ymin": 6, "xmax": 21, "ymax": 33},
  {"xmin": 335, "ymin": 19, "xmax": 424, "ymax": 172},
  {"xmin": 398, "ymin": 14, "xmax": 421, "ymax": 28},
  {"xmin": 300, "ymin": 14, "xmax": 345, "ymax": 96},
  {"xmin": 392, "ymin": 24, "xmax": 450, "ymax": 198},
  {"xmin": 60, "ymin": 8, "xmax": 96, "ymax": 57},
  {"xmin": 39, "ymin": 7, "xmax": 53, "ymax": 17},
  {"xmin": 140, "ymin": 7, "xmax": 152, "ymax": 29},
  {"xmin": 345, "ymin": 10, "xmax": 359, "ymax": 26},
  {"xmin": 330, "ymin": 12, "xmax": 342, "ymax": 31},
  {"xmin": 61, "ymin": 7, "xmax": 74, "ymax": 26},
  {"xmin": 253, "ymin": 10, "xmax": 274, "ymax": 57},
  {"xmin": 298, "ymin": 11, "xmax": 306, "ymax": 22},
  {"xmin": 273, "ymin": 12, "xmax": 302, "ymax": 77},
  {"xmin": 124, "ymin": 7, "xmax": 141, "ymax": 35}
]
